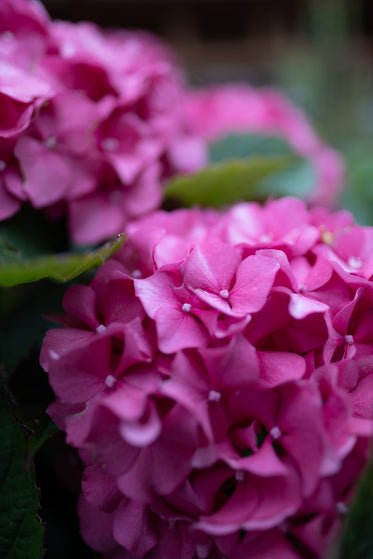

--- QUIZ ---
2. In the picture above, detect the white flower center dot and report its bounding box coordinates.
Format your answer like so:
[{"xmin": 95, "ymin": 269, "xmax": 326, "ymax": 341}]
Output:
[
  {"xmin": 96, "ymin": 324, "xmax": 107, "ymax": 334},
  {"xmin": 182, "ymin": 303, "xmax": 192, "ymax": 313},
  {"xmin": 336, "ymin": 502, "xmax": 348, "ymax": 515},
  {"xmin": 219, "ymin": 289, "xmax": 229, "ymax": 299},
  {"xmin": 270, "ymin": 426, "xmax": 282, "ymax": 440},
  {"xmin": 235, "ymin": 470, "xmax": 246, "ymax": 482},
  {"xmin": 298, "ymin": 283, "xmax": 307, "ymax": 293},
  {"xmin": 105, "ymin": 374, "xmax": 117, "ymax": 388},
  {"xmin": 344, "ymin": 334, "xmax": 354, "ymax": 345},
  {"xmin": 348, "ymin": 256, "xmax": 362, "ymax": 269},
  {"xmin": 0, "ymin": 160, "xmax": 6, "ymax": 172},
  {"xmin": 208, "ymin": 390, "xmax": 221, "ymax": 402},
  {"xmin": 132, "ymin": 269, "xmax": 142, "ymax": 279}
]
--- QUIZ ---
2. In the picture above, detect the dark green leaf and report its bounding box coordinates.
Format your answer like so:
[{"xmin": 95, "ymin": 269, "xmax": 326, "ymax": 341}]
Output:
[
  {"xmin": 15, "ymin": 404, "xmax": 58, "ymax": 464},
  {"xmin": 0, "ymin": 398, "xmax": 43, "ymax": 559},
  {"xmin": 329, "ymin": 453, "xmax": 373, "ymax": 559},
  {"xmin": 164, "ymin": 157, "xmax": 292, "ymax": 208},
  {"xmin": 0, "ymin": 206, "xmax": 68, "ymax": 257},
  {"xmin": 0, "ymin": 233, "xmax": 125, "ymax": 287},
  {"xmin": 0, "ymin": 282, "xmax": 70, "ymax": 373}
]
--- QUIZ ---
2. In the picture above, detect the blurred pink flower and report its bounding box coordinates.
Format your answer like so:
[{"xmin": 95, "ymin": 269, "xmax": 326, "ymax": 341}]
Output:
[
  {"xmin": 183, "ymin": 84, "xmax": 345, "ymax": 208},
  {"xmin": 0, "ymin": 0, "xmax": 206, "ymax": 244},
  {"xmin": 0, "ymin": 1, "xmax": 344, "ymax": 245},
  {"xmin": 41, "ymin": 197, "xmax": 373, "ymax": 558}
]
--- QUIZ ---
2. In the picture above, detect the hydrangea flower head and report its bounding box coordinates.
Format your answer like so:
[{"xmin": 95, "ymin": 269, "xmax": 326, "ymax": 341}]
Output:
[
  {"xmin": 0, "ymin": 0, "xmax": 344, "ymax": 245},
  {"xmin": 0, "ymin": 0, "xmax": 206, "ymax": 243},
  {"xmin": 41, "ymin": 197, "xmax": 373, "ymax": 558}
]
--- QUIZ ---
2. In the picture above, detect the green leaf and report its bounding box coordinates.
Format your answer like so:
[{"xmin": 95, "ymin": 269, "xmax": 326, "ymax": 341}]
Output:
[
  {"xmin": 0, "ymin": 233, "xmax": 125, "ymax": 287},
  {"xmin": 0, "ymin": 398, "xmax": 43, "ymax": 559},
  {"xmin": 209, "ymin": 133, "xmax": 293, "ymax": 164},
  {"xmin": 329, "ymin": 453, "xmax": 373, "ymax": 559},
  {"xmin": 14, "ymin": 403, "xmax": 58, "ymax": 464},
  {"xmin": 0, "ymin": 206, "xmax": 68, "ymax": 258},
  {"xmin": 209, "ymin": 133, "xmax": 316, "ymax": 200},
  {"xmin": 164, "ymin": 157, "xmax": 292, "ymax": 208},
  {"xmin": 0, "ymin": 282, "xmax": 71, "ymax": 373}
]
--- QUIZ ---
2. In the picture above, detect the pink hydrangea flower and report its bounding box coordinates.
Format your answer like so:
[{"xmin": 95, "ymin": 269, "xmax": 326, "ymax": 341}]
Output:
[
  {"xmin": 0, "ymin": 1, "xmax": 344, "ymax": 245},
  {"xmin": 41, "ymin": 197, "xmax": 373, "ymax": 559},
  {"xmin": 0, "ymin": 0, "xmax": 206, "ymax": 244},
  {"xmin": 182, "ymin": 84, "xmax": 345, "ymax": 208}
]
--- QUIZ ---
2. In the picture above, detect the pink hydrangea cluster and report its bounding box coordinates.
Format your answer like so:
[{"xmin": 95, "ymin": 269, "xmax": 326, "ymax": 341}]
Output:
[
  {"xmin": 0, "ymin": 0, "xmax": 207, "ymax": 244},
  {"xmin": 41, "ymin": 196, "xmax": 373, "ymax": 559},
  {"xmin": 1, "ymin": 0, "xmax": 344, "ymax": 246},
  {"xmin": 183, "ymin": 85, "xmax": 345, "ymax": 208}
]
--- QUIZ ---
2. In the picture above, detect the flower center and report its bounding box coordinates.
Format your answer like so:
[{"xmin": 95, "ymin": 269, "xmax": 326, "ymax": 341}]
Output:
[
  {"xmin": 219, "ymin": 289, "xmax": 229, "ymax": 299},
  {"xmin": 348, "ymin": 256, "xmax": 362, "ymax": 269},
  {"xmin": 105, "ymin": 374, "xmax": 117, "ymax": 388}
]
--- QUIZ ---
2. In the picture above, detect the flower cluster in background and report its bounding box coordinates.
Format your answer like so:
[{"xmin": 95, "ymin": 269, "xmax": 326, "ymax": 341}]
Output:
[
  {"xmin": 0, "ymin": 0, "xmax": 345, "ymax": 247},
  {"xmin": 41, "ymin": 197, "xmax": 373, "ymax": 559},
  {"xmin": 0, "ymin": 0, "xmax": 206, "ymax": 245},
  {"xmin": 183, "ymin": 85, "xmax": 345, "ymax": 209}
]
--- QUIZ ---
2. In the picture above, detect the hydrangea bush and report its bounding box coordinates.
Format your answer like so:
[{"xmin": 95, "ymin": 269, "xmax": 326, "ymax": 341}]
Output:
[
  {"xmin": 41, "ymin": 197, "xmax": 373, "ymax": 559},
  {"xmin": 1, "ymin": 2, "xmax": 372, "ymax": 559}
]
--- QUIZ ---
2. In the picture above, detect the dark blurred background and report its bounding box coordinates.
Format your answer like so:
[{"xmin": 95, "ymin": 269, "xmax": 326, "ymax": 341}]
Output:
[{"xmin": 39, "ymin": 0, "xmax": 373, "ymax": 94}]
